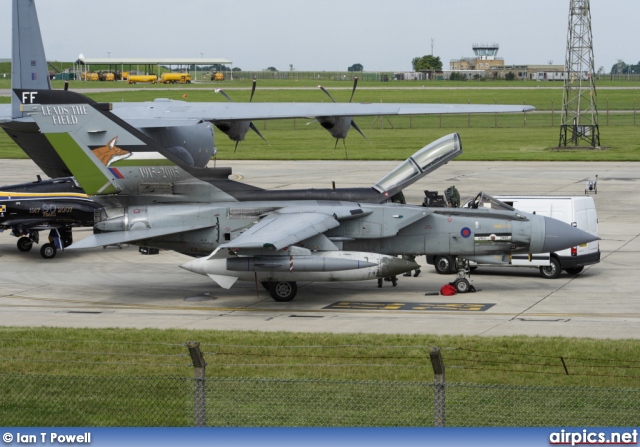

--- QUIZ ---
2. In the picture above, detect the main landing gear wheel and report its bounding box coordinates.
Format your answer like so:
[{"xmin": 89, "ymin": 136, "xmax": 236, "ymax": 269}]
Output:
[
  {"xmin": 434, "ymin": 255, "xmax": 454, "ymax": 274},
  {"xmin": 267, "ymin": 281, "xmax": 297, "ymax": 302},
  {"xmin": 539, "ymin": 257, "xmax": 561, "ymax": 279},
  {"xmin": 40, "ymin": 243, "xmax": 57, "ymax": 259},
  {"xmin": 17, "ymin": 237, "xmax": 33, "ymax": 252},
  {"xmin": 565, "ymin": 266, "xmax": 584, "ymax": 275}
]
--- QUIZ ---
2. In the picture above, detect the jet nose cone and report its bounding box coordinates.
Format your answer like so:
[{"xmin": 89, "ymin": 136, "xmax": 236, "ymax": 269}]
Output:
[
  {"xmin": 542, "ymin": 216, "xmax": 598, "ymax": 253},
  {"xmin": 180, "ymin": 258, "xmax": 206, "ymax": 275}
]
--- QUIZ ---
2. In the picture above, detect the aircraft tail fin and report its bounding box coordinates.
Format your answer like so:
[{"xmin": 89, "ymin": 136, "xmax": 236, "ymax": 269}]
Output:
[
  {"xmin": 12, "ymin": 0, "xmax": 51, "ymax": 119},
  {"xmin": 19, "ymin": 88, "xmax": 231, "ymax": 196}
]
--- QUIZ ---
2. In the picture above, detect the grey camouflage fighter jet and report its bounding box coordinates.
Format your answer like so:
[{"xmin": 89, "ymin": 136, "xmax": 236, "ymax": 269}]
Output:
[
  {"xmin": 19, "ymin": 88, "xmax": 597, "ymax": 301},
  {"xmin": 0, "ymin": 0, "xmax": 535, "ymax": 179}
]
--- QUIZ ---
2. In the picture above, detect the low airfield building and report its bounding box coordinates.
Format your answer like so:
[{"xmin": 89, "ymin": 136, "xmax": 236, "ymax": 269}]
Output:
[
  {"xmin": 73, "ymin": 56, "xmax": 233, "ymax": 81},
  {"xmin": 449, "ymin": 43, "xmax": 565, "ymax": 81}
]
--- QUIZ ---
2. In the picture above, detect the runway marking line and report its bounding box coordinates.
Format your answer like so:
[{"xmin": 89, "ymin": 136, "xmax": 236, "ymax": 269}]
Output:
[{"xmin": 324, "ymin": 302, "xmax": 495, "ymax": 312}]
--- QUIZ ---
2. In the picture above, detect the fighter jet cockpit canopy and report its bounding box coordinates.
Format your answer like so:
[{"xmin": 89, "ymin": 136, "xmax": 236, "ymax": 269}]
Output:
[
  {"xmin": 464, "ymin": 192, "xmax": 530, "ymax": 220},
  {"xmin": 465, "ymin": 192, "xmax": 515, "ymax": 211},
  {"xmin": 373, "ymin": 133, "xmax": 462, "ymax": 195}
]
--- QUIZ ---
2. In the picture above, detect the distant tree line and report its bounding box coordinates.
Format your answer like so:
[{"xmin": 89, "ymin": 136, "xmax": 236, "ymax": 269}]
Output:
[{"xmin": 611, "ymin": 60, "xmax": 640, "ymax": 75}]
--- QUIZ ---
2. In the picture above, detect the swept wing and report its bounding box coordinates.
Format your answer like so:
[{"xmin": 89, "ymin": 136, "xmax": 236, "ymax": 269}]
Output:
[{"xmin": 217, "ymin": 209, "xmax": 340, "ymax": 252}]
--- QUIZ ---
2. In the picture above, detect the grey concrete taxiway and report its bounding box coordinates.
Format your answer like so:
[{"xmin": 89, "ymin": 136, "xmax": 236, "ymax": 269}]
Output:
[{"xmin": 0, "ymin": 159, "xmax": 638, "ymax": 339}]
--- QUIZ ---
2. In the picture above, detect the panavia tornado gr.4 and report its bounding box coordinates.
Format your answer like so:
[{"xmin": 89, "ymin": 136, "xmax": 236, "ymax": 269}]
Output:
[{"xmin": 17, "ymin": 88, "xmax": 597, "ymax": 301}]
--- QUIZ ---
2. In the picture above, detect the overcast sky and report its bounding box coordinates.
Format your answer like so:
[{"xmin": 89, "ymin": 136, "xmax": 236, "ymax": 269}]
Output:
[{"xmin": 1, "ymin": 0, "xmax": 637, "ymax": 73}]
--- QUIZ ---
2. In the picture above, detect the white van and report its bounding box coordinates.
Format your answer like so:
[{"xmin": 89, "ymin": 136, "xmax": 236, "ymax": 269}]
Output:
[{"xmin": 427, "ymin": 194, "xmax": 600, "ymax": 278}]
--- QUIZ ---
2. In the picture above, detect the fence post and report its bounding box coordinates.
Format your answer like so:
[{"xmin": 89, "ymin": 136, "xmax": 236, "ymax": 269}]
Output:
[
  {"xmin": 430, "ymin": 346, "xmax": 446, "ymax": 427},
  {"xmin": 551, "ymin": 99, "xmax": 555, "ymax": 127},
  {"xmin": 186, "ymin": 341, "xmax": 207, "ymax": 427}
]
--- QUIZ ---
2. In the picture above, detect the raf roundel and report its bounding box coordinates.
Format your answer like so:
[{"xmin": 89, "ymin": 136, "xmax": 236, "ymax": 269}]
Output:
[{"xmin": 460, "ymin": 227, "xmax": 472, "ymax": 238}]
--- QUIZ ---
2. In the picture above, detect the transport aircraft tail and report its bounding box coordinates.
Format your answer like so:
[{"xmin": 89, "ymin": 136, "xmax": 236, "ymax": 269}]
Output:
[{"xmin": 12, "ymin": 0, "xmax": 51, "ymax": 119}]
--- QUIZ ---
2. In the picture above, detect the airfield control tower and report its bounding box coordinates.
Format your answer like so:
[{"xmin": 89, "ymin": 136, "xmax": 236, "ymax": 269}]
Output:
[{"xmin": 472, "ymin": 43, "xmax": 500, "ymax": 59}]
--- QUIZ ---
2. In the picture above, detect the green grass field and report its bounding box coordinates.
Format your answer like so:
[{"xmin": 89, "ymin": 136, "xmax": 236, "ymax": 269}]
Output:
[
  {"xmin": 1, "ymin": 327, "xmax": 638, "ymax": 389},
  {"xmin": 1, "ymin": 78, "xmax": 639, "ymax": 160}
]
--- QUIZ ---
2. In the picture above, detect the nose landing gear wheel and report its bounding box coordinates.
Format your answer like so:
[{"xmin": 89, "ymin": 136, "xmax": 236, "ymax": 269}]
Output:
[
  {"xmin": 267, "ymin": 281, "xmax": 297, "ymax": 302},
  {"xmin": 453, "ymin": 278, "xmax": 470, "ymax": 293}
]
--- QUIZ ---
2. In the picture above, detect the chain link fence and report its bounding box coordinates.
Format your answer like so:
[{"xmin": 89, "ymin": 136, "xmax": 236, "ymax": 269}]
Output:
[{"xmin": 1, "ymin": 374, "xmax": 638, "ymax": 427}]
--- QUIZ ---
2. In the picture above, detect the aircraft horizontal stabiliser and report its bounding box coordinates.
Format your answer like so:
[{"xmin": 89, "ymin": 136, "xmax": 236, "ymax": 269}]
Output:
[{"xmin": 18, "ymin": 88, "xmax": 597, "ymax": 301}]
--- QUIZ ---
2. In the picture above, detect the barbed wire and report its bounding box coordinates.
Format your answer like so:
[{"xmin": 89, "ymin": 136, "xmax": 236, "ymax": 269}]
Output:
[
  {"xmin": 207, "ymin": 363, "xmax": 427, "ymax": 368},
  {"xmin": 452, "ymin": 347, "xmax": 640, "ymax": 364},
  {"xmin": 201, "ymin": 343, "xmax": 435, "ymax": 349},
  {"xmin": 0, "ymin": 348, "xmax": 188, "ymax": 358},
  {"xmin": 204, "ymin": 351, "xmax": 427, "ymax": 361},
  {"xmin": 0, "ymin": 337, "xmax": 184, "ymax": 347},
  {"xmin": 457, "ymin": 365, "xmax": 640, "ymax": 380},
  {"xmin": 0, "ymin": 358, "xmax": 189, "ymax": 368},
  {"xmin": 447, "ymin": 356, "xmax": 640, "ymax": 371}
]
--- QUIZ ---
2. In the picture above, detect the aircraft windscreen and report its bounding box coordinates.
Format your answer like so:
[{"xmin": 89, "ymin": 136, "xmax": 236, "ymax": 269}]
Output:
[
  {"xmin": 466, "ymin": 192, "xmax": 515, "ymax": 211},
  {"xmin": 374, "ymin": 133, "xmax": 461, "ymax": 193}
]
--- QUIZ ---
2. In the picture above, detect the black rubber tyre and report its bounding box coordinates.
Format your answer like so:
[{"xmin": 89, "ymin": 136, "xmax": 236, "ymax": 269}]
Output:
[
  {"xmin": 453, "ymin": 278, "xmax": 470, "ymax": 293},
  {"xmin": 268, "ymin": 281, "xmax": 297, "ymax": 302},
  {"xmin": 539, "ymin": 257, "xmax": 561, "ymax": 279},
  {"xmin": 434, "ymin": 255, "xmax": 454, "ymax": 274},
  {"xmin": 565, "ymin": 265, "xmax": 585, "ymax": 275},
  {"xmin": 17, "ymin": 237, "xmax": 33, "ymax": 252},
  {"xmin": 40, "ymin": 243, "xmax": 57, "ymax": 259}
]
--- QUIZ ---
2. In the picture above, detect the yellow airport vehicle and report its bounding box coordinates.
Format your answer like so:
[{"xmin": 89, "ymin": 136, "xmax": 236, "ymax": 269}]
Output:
[
  {"xmin": 127, "ymin": 75, "xmax": 158, "ymax": 84},
  {"xmin": 159, "ymin": 73, "xmax": 192, "ymax": 84},
  {"xmin": 98, "ymin": 72, "xmax": 115, "ymax": 81},
  {"xmin": 81, "ymin": 72, "xmax": 99, "ymax": 81}
]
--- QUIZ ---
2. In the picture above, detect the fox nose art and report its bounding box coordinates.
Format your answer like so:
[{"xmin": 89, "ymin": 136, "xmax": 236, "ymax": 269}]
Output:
[{"xmin": 541, "ymin": 216, "xmax": 598, "ymax": 253}]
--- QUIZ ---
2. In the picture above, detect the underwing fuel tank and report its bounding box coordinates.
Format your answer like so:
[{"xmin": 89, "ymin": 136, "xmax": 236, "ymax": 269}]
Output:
[
  {"xmin": 226, "ymin": 256, "xmax": 377, "ymax": 272},
  {"xmin": 180, "ymin": 251, "xmax": 420, "ymax": 286}
]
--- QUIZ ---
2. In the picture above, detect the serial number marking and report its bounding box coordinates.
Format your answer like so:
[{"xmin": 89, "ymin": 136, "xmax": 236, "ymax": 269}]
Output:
[{"xmin": 138, "ymin": 167, "xmax": 181, "ymax": 180}]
